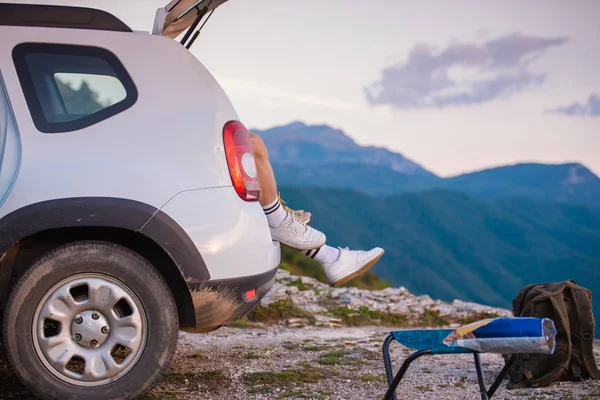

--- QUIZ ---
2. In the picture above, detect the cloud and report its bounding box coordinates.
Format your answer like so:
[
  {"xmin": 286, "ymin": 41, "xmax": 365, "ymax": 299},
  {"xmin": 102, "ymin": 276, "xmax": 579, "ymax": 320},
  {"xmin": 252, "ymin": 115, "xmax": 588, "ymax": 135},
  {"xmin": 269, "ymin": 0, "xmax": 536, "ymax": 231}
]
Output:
[
  {"xmin": 365, "ymin": 33, "xmax": 569, "ymax": 110},
  {"xmin": 218, "ymin": 76, "xmax": 361, "ymax": 112},
  {"xmin": 549, "ymin": 94, "xmax": 600, "ymax": 117}
]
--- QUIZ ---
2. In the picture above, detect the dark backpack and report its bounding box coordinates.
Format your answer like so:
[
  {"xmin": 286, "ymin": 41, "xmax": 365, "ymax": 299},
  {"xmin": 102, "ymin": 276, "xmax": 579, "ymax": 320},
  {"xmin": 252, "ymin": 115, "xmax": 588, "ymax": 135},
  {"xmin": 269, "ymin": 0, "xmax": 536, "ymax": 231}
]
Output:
[{"xmin": 506, "ymin": 280, "xmax": 599, "ymax": 389}]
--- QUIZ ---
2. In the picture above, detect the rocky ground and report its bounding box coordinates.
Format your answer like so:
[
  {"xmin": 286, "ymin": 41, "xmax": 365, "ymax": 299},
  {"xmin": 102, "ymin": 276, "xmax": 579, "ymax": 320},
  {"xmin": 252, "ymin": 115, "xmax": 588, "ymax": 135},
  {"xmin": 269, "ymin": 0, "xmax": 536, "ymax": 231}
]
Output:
[
  {"xmin": 257, "ymin": 270, "xmax": 514, "ymax": 329},
  {"xmin": 1, "ymin": 270, "xmax": 599, "ymax": 399}
]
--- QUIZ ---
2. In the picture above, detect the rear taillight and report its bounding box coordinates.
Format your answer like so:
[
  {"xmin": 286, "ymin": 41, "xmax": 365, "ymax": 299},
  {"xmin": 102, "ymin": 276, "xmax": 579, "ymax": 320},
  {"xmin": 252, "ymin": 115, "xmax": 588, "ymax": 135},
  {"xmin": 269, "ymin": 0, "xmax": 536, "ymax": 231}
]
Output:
[{"xmin": 223, "ymin": 121, "xmax": 260, "ymax": 201}]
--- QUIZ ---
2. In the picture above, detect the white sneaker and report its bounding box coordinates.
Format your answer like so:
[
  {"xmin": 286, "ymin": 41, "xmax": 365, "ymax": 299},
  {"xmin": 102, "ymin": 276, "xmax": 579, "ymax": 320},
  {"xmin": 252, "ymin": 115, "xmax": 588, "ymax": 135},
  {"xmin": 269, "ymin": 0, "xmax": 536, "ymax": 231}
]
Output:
[
  {"xmin": 293, "ymin": 210, "xmax": 312, "ymax": 225},
  {"xmin": 270, "ymin": 212, "xmax": 326, "ymax": 250},
  {"xmin": 322, "ymin": 247, "xmax": 385, "ymax": 287},
  {"xmin": 279, "ymin": 194, "xmax": 312, "ymax": 224}
]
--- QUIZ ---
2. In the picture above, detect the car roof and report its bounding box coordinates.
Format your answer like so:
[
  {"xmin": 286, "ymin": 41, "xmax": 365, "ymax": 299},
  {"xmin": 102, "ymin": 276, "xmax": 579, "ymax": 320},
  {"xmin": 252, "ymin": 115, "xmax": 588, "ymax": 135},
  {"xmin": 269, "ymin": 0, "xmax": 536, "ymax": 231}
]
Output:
[{"xmin": 0, "ymin": 2, "xmax": 132, "ymax": 33}]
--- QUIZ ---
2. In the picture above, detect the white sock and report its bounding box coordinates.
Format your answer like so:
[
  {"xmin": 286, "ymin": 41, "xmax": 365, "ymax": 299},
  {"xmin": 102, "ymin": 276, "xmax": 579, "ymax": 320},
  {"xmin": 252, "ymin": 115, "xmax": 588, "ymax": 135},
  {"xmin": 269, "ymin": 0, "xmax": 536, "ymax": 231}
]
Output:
[
  {"xmin": 304, "ymin": 245, "xmax": 340, "ymax": 264},
  {"xmin": 262, "ymin": 198, "xmax": 288, "ymax": 228}
]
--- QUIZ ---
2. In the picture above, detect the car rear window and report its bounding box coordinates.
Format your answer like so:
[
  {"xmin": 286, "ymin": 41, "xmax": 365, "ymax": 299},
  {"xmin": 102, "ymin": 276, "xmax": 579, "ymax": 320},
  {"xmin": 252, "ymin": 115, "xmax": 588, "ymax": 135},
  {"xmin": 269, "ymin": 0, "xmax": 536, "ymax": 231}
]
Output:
[{"xmin": 12, "ymin": 43, "xmax": 137, "ymax": 133}]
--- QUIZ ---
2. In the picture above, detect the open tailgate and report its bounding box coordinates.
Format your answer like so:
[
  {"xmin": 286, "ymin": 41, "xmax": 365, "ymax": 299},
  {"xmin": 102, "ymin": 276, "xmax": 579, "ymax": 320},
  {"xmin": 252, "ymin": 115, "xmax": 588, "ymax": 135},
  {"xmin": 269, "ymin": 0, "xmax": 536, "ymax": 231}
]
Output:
[{"xmin": 157, "ymin": 0, "xmax": 231, "ymax": 39}]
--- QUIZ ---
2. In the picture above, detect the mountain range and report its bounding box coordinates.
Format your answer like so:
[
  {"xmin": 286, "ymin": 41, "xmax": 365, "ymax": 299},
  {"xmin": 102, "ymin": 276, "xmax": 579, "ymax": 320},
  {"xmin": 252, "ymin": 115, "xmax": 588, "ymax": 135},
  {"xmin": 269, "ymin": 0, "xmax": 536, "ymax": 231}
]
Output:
[
  {"xmin": 252, "ymin": 122, "xmax": 600, "ymax": 207},
  {"xmin": 252, "ymin": 121, "xmax": 600, "ymax": 336},
  {"xmin": 278, "ymin": 185, "xmax": 599, "ymax": 300}
]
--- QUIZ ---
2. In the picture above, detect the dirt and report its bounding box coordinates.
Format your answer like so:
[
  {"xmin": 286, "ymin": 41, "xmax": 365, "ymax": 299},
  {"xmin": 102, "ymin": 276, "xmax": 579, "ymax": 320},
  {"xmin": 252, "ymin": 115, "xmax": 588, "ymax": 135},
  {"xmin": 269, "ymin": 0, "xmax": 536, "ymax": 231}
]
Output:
[{"xmin": 2, "ymin": 326, "xmax": 599, "ymax": 400}]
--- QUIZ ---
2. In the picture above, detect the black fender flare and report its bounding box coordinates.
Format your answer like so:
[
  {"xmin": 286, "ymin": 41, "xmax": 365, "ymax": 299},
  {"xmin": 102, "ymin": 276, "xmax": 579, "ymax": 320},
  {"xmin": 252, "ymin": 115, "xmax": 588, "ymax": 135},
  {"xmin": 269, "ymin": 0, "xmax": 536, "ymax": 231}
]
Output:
[{"xmin": 0, "ymin": 197, "xmax": 210, "ymax": 282}]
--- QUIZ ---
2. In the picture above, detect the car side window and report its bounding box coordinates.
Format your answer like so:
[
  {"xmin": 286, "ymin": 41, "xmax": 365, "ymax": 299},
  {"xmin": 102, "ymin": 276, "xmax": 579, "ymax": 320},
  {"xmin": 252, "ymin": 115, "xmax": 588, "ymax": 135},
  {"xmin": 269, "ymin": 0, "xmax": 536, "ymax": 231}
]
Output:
[{"xmin": 12, "ymin": 43, "xmax": 137, "ymax": 133}]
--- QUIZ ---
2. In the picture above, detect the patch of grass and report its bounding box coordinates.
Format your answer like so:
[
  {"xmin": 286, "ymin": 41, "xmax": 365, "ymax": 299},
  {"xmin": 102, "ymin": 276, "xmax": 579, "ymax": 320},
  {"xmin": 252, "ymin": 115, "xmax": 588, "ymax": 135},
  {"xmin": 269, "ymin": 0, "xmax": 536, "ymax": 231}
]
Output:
[
  {"xmin": 420, "ymin": 309, "xmax": 449, "ymax": 326},
  {"xmin": 243, "ymin": 368, "xmax": 324, "ymax": 394},
  {"xmin": 314, "ymin": 349, "xmax": 376, "ymax": 366},
  {"xmin": 422, "ymin": 368, "xmax": 432, "ymax": 374},
  {"xmin": 453, "ymin": 375, "xmax": 468, "ymax": 388},
  {"xmin": 250, "ymin": 299, "xmax": 314, "ymax": 324},
  {"xmin": 303, "ymin": 344, "xmax": 331, "ymax": 352},
  {"xmin": 286, "ymin": 278, "xmax": 311, "ymax": 291},
  {"xmin": 227, "ymin": 318, "xmax": 259, "ymax": 329},
  {"xmin": 328, "ymin": 306, "xmax": 410, "ymax": 327},
  {"xmin": 459, "ymin": 312, "xmax": 501, "ymax": 325},
  {"xmin": 246, "ymin": 351, "xmax": 261, "ymax": 359},
  {"xmin": 580, "ymin": 391, "xmax": 600, "ymax": 399},
  {"xmin": 296, "ymin": 360, "xmax": 312, "ymax": 368},
  {"xmin": 160, "ymin": 370, "xmax": 229, "ymax": 392},
  {"xmin": 277, "ymin": 390, "xmax": 332, "ymax": 399},
  {"xmin": 144, "ymin": 391, "xmax": 190, "ymax": 400},
  {"xmin": 348, "ymin": 359, "xmax": 368, "ymax": 366},
  {"xmin": 317, "ymin": 350, "xmax": 345, "ymax": 365},
  {"xmin": 356, "ymin": 348, "xmax": 380, "ymax": 360},
  {"xmin": 357, "ymin": 374, "xmax": 380, "ymax": 382},
  {"xmin": 282, "ymin": 342, "xmax": 300, "ymax": 350}
]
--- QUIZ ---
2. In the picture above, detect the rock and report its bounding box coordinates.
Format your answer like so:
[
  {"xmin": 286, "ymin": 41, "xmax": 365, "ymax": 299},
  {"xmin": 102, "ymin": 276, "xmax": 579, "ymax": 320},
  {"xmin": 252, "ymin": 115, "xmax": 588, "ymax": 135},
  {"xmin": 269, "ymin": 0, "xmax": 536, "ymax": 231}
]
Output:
[
  {"xmin": 313, "ymin": 315, "xmax": 344, "ymax": 328},
  {"xmin": 299, "ymin": 276, "xmax": 319, "ymax": 288},
  {"xmin": 259, "ymin": 270, "xmax": 511, "ymax": 327},
  {"xmin": 276, "ymin": 269, "xmax": 291, "ymax": 279},
  {"xmin": 286, "ymin": 318, "xmax": 310, "ymax": 328},
  {"xmin": 303, "ymin": 304, "xmax": 327, "ymax": 313},
  {"xmin": 285, "ymin": 286, "xmax": 299, "ymax": 295}
]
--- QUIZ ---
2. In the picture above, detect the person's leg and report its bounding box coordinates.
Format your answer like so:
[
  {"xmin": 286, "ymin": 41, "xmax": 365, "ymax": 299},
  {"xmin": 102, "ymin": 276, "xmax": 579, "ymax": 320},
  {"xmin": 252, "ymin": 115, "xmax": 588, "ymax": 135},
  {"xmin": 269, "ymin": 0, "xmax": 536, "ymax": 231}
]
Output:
[
  {"xmin": 249, "ymin": 132, "xmax": 384, "ymax": 287},
  {"xmin": 250, "ymin": 133, "xmax": 323, "ymax": 249},
  {"xmin": 302, "ymin": 245, "xmax": 385, "ymax": 287},
  {"xmin": 250, "ymin": 133, "xmax": 278, "ymax": 206},
  {"xmin": 250, "ymin": 133, "xmax": 312, "ymax": 224}
]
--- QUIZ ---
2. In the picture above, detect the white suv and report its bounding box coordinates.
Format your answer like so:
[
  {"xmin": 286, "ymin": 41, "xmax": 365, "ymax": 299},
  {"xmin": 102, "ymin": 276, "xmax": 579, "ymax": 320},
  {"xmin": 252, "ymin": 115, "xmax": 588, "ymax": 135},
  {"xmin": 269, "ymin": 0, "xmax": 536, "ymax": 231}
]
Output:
[{"xmin": 0, "ymin": 2, "xmax": 280, "ymax": 399}]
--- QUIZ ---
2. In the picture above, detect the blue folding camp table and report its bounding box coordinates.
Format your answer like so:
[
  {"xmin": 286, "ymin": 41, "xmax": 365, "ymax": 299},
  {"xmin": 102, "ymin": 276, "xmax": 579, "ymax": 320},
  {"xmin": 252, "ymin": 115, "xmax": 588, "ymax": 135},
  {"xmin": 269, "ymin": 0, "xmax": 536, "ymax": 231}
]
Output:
[
  {"xmin": 381, "ymin": 328, "xmax": 519, "ymax": 400},
  {"xmin": 382, "ymin": 317, "xmax": 558, "ymax": 400}
]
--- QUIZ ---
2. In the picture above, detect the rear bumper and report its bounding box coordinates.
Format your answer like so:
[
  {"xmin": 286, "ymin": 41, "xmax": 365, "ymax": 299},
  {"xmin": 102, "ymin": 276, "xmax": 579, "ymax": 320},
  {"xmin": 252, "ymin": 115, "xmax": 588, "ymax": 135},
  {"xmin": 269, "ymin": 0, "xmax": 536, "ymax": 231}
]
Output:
[{"xmin": 185, "ymin": 263, "xmax": 279, "ymax": 331}]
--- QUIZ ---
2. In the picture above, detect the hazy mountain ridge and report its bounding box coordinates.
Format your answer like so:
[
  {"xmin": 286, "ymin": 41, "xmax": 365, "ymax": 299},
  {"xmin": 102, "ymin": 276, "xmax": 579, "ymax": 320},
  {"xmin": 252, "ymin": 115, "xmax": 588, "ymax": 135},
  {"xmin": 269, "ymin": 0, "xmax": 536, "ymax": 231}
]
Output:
[
  {"xmin": 252, "ymin": 121, "xmax": 436, "ymax": 178},
  {"xmin": 254, "ymin": 121, "xmax": 600, "ymax": 206},
  {"xmin": 443, "ymin": 162, "xmax": 600, "ymax": 207}
]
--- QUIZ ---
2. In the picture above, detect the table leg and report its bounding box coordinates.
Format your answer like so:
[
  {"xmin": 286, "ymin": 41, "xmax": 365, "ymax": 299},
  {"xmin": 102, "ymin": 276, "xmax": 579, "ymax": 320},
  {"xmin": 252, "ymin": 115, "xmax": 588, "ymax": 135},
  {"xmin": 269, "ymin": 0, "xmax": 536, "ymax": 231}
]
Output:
[{"xmin": 384, "ymin": 349, "xmax": 432, "ymax": 400}]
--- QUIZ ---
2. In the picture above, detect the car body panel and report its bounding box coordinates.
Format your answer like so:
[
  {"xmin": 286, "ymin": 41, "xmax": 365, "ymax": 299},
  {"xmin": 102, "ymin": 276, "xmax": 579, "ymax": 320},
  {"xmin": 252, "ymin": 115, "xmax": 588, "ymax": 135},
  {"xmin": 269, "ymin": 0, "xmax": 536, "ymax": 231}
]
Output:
[
  {"xmin": 156, "ymin": 186, "xmax": 280, "ymax": 281},
  {"xmin": 0, "ymin": 25, "xmax": 236, "ymax": 218}
]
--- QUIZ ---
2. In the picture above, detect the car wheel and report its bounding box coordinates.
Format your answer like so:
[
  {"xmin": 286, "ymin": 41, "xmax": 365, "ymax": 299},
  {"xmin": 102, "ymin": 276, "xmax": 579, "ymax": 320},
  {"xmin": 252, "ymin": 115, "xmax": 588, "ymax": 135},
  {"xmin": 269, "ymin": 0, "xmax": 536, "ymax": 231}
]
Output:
[{"xmin": 3, "ymin": 241, "xmax": 178, "ymax": 400}]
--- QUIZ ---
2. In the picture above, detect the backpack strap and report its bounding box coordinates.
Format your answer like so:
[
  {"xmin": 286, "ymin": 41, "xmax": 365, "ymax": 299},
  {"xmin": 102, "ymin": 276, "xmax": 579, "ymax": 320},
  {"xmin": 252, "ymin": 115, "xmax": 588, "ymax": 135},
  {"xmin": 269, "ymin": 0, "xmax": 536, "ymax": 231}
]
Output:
[{"xmin": 572, "ymin": 286, "xmax": 599, "ymax": 379}]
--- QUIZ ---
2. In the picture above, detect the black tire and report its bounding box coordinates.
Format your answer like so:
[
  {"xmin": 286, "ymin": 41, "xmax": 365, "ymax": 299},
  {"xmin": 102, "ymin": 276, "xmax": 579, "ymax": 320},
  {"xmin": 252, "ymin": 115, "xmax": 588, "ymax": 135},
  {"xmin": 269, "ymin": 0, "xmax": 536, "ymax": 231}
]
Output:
[{"xmin": 3, "ymin": 241, "xmax": 179, "ymax": 400}]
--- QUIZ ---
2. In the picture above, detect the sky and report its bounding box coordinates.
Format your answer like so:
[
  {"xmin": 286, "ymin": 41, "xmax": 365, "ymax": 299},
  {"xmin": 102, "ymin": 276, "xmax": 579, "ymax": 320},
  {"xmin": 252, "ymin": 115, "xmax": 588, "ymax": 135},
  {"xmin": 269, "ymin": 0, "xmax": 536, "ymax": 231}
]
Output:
[{"xmin": 12, "ymin": 0, "xmax": 600, "ymax": 177}]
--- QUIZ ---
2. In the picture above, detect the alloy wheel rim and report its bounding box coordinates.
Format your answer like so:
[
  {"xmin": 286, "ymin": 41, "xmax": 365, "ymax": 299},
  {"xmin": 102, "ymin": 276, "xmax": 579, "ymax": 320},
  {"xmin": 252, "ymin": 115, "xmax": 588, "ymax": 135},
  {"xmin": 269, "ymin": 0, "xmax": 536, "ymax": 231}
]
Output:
[{"xmin": 32, "ymin": 273, "xmax": 148, "ymax": 387}]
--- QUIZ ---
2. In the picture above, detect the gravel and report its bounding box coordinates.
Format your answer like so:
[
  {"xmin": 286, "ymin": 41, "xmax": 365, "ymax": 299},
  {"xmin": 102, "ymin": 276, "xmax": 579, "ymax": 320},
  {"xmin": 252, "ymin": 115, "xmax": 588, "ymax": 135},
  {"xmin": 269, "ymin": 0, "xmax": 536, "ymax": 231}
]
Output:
[
  {"xmin": 153, "ymin": 326, "xmax": 600, "ymax": 400},
  {"xmin": 1, "ymin": 326, "xmax": 598, "ymax": 399}
]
